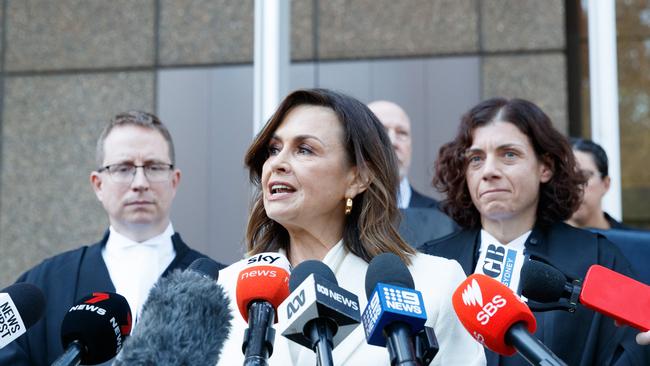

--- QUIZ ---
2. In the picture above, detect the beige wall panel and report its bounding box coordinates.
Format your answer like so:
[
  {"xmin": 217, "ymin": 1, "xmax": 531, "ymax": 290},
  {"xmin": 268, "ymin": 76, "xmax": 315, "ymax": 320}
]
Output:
[
  {"xmin": 159, "ymin": 0, "xmax": 254, "ymax": 65},
  {"xmin": 481, "ymin": 0, "xmax": 565, "ymax": 51},
  {"xmin": 482, "ymin": 53, "xmax": 568, "ymax": 133},
  {"xmin": 311, "ymin": 0, "xmax": 478, "ymax": 59},
  {"xmin": 5, "ymin": 0, "xmax": 155, "ymax": 71}
]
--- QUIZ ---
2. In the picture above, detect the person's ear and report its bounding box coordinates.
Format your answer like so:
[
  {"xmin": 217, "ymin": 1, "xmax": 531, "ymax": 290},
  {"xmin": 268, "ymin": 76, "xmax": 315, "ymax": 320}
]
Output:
[
  {"xmin": 539, "ymin": 155, "xmax": 554, "ymax": 183},
  {"xmin": 602, "ymin": 175, "xmax": 611, "ymax": 191},
  {"xmin": 345, "ymin": 166, "xmax": 369, "ymax": 199},
  {"xmin": 90, "ymin": 171, "xmax": 104, "ymax": 202}
]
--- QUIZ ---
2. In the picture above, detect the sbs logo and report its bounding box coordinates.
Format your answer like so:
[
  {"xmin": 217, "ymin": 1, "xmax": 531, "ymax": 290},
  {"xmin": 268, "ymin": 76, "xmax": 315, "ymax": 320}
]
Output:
[{"xmin": 461, "ymin": 279, "xmax": 483, "ymax": 307}]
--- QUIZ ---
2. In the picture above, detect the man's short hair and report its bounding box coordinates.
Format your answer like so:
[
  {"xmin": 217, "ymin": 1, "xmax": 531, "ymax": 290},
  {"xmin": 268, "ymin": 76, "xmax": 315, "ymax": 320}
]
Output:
[
  {"xmin": 571, "ymin": 137, "xmax": 609, "ymax": 178},
  {"xmin": 95, "ymin": 111, "xmax": 176, "ymax": 167}
]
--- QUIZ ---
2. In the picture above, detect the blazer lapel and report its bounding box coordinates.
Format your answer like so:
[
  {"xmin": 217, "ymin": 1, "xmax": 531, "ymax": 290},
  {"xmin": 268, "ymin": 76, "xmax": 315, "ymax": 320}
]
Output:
[{"xmin": 77, "ymin": 232, "xmax": 115, "ymax": 300}]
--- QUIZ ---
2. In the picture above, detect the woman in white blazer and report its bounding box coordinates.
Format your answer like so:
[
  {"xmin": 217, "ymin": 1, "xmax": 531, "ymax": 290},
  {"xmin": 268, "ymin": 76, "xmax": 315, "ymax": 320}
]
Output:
[{"xmin": 217, "ymin": 88, "xmax": 485, "ymax": 366}]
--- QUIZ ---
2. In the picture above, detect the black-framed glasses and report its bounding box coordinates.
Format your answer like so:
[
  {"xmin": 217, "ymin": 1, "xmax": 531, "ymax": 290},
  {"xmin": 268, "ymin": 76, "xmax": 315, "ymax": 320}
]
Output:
[{"xmin": 98, "ymin": 163, "xmax": 174, "ymax": 183}]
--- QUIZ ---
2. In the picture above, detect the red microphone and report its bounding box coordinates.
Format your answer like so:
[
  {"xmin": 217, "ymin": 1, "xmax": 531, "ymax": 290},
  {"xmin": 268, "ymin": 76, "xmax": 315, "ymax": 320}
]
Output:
[
  {"xmin": 521, "ymin": 261, "xmax": 650, "ymax": 332},
  {"xmin": 580, "ymin": 265, "xmax": 650, "ymax": 331},
  {"xmin": 235, "ymin": 252, "xmax": 291, "ymax": 365},
  {"xmin": 452, "ymin": 274, "xmax": 567, "ymax": 366}
]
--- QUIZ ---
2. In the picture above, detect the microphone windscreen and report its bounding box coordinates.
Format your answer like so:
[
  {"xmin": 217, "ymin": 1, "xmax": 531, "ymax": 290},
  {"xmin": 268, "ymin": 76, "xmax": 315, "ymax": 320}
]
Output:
[
  {"xmin": 61, "ymin": 292, "xmax": 132, "ymax": 365},
  {"xmin": 236, "ymin": 252, "xmax": 291, "ymax": 322},
  {"xmin": 188, "ymin": 257, "xmax": 221, "ymax": 281},
  {"xmin": 113, "ymin": 269, "xmax": 232, "ymax": 366},
  {"xmin": 520, "ymin": 260, "xmax": 567, "ymax": 302},
  {"xmin": 2, "ymin": 283, "xmax": 46, "ymax": 329},
  {"xmin": 452, "ymin": 274, "xmax": 536, "ymax": 356},
  {"xmin": 289, "ymin": 260, "xmax": 337, "ymax": 291},
  {"xmin": 365, "ymin": 253, "xmax": 414, "ymax": 297}
]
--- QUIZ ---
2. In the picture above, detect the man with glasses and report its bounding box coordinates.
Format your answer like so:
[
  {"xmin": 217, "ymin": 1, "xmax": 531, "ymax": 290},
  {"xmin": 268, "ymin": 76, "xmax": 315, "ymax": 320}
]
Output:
[{"xmin": 0, "ymin": 111, "xmax": 223, "ymax": 366}]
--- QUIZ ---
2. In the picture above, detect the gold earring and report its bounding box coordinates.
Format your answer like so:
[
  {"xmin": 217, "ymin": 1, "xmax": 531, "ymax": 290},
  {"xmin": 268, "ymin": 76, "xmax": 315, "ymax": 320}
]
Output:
[{"xmin": 345, "ymin": 198, "xmax": 353, "ymax": 215}]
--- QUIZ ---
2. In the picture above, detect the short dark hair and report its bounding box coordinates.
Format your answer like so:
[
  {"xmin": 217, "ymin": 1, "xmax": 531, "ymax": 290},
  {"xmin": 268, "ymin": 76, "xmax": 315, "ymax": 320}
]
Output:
[
  {"xmin": 570, "ymin": 138, "xmax": 609, "ymax": 178},
  {"xmin": 433, "ymin": 98, "xmax": 586, "ymax": 229},
  {"xmin": 96, "ymin": 111, "xmax": 175, "ymax": 167},
  {"xmin": 244, "ymin": 88, "xmax": 415, "ymax": 264}
]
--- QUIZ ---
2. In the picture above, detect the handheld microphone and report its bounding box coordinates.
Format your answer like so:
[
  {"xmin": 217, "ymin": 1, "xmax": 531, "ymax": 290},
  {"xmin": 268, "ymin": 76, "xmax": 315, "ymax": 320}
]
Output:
[
  {"xmin": 113, "ymin": 257, "xmax": 232, "ymax": 366},
  {"xmin": 452, "ymin": 274, "xmax": 567, "ymax": 366},
  {"xmin": 236, "ymin": 252, "xmax": 291, "ymax": 366},
  {"xmin": 362, "ymin": 253, "xmax": 426, "ymax": 366},
  {"xmin": 521, "ymin": 260, "xmax": 650, "ymax": 331},
  {"xmin": 0, "ymin": 283, "xmax": 46, "ymax": 349},
  {"xmin": 277, "ymin": 260, "xmax": 361, "ymax": 366},
  {"xmin": 52, "ymin": 292, "xmax": 132, "ymax": 366}
]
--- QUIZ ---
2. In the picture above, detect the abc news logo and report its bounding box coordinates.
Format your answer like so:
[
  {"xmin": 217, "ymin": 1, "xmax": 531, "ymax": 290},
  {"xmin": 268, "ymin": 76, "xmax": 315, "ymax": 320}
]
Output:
[
  {"xmin": 286, "ymin": 282, "xmax": 359, "ymax": 319},
  {"xmin": 461, "ymin": 279, "xmax": 506, "ymax": 326}
]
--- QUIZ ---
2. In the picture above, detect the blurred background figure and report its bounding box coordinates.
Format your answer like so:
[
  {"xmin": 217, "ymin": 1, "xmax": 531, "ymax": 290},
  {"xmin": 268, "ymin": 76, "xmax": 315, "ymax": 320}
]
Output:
[
  {"xmin": 367, "ymin": 100, "xmax": 438, "ymax": 209},
  {"xmin": 567, "ymin": 138, "xmax": 628, "ymax": 230},
  {"xmin": 368, "ymin": 100, "xmax": 457, "ymax": 246}
]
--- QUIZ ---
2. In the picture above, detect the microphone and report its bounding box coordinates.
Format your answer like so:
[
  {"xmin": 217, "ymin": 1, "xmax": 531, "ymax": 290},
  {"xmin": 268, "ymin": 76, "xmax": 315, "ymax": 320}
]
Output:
[
  {"xmin": 362, "ymin": 253, "xmax": 427, "ymax": 366},
  {"xmin": 113, "ymin": 257, "xmax": 232, "ymax": 366},
  {"xmin": 521, "ymin": 260, "xmax": 650, "ymax": 331},
  {"xmin": 52, "ymin": 292, "xmax": 132, "ymax": 366},
  {"xmin": 277, "ymin": 260, "xmax": 361, "ymax": 366},
  {"xmin": 0, "ymin": 283, "xmax": 46, "ymax": 349},
  {"xmin": 236, "ymin": 252, "xmax": 291, "ymax": 365},
  {"xmin": 452, "ymin": 274, "xmax": 567, "ymax": 366}
]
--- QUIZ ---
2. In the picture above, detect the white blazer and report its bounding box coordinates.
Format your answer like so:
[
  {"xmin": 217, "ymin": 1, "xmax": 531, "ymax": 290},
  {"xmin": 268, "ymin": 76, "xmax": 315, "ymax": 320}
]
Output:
[{"xmin": 216, "ymin": 241, "xmax": 486, "ymax": 365}]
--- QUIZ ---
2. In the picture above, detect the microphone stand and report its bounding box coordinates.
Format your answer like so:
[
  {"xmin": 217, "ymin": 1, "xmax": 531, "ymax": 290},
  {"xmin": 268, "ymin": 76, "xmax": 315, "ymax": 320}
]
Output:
[
  {"xmin": 384, "ymin": 321, "xmax": 419, "ymax": 366},
  {"xmin": 51, "ymin": 340, "xmax": 83, "ymax": 366},
  {"xmin": 243, "ymin": 301, "xmax": 276, "ymax": 366},
  {"xmin": 305, "ymin": 319, "xmax": 335, "ymax": 366}
]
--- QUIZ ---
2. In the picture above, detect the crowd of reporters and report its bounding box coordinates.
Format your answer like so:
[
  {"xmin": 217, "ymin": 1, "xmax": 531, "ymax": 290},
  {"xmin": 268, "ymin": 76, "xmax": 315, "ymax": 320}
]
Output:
[{"xmin": 0, "ymin": 88, "xmax": 649, "ymax": 365}]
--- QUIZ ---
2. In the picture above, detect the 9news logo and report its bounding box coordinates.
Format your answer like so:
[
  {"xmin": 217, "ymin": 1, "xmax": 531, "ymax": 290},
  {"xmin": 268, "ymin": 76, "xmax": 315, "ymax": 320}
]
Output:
[{"xmin": 383, "ymin": 287, "xmax": 423, "ymax": 314}]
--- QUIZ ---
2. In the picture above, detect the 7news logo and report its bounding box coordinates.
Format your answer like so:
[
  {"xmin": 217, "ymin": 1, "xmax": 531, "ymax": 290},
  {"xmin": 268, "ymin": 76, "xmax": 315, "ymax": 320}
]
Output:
[{"xmin": 461, "ymin": 279, "xmax": 506, "ymax": 325}]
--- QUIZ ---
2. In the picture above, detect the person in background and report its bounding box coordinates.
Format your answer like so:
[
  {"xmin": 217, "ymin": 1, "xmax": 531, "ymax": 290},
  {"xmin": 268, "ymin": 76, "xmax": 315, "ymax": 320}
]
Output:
[
  {"xmin": 367, "ymin": 100, "xmax": 438, "ymax": 209},
  {"xmin": 0, "ymin": 111, "xmax": 222, "ymax": 366},
  {"xmin": 368, "ymin": 100, "xmax": 457, "ymax": 246},
  {"xmin": 566, "ymin": 137, "xmax": 628, "ymax": 230},
  {"xmin": 419, "ymin": 98, "xmax": 648, "ymax": 365},
  {"xmin": 216, "ymin": 89, "xmax": 485, "ymax": 365}
]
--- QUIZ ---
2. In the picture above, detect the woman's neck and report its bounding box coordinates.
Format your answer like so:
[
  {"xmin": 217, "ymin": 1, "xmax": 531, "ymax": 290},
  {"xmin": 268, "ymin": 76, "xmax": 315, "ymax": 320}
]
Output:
[
  {"xmin": 285, "ymin": 226, "xmax": 342, "ymax": 267},
  {"xmin": 481, "ymin": 214, "xmax": 536, "ymax": 244}
]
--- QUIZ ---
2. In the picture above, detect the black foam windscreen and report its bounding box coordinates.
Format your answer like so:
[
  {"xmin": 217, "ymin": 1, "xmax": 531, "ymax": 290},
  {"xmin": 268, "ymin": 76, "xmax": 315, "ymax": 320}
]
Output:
[
  {"xmin": 60, "ymin": 292, "xmax": 132, "ymax": 365},
  {"xmin": 520, "ymin": 260, "xmax": 567, "ymax": 302},
  {"xmin": 289, "ymin": 260, "xmax": 337, "ymax": 292},
  {"xmin": 365, "ymin": 253, "xmax": 415, "ymax": 297},
  {"xmin": 2, "ymin": 283, "xmax": 46, "ymax": 329},
  {"xmin": 188, "ymin": 257, "xmax": 221, "ymax": 281}
]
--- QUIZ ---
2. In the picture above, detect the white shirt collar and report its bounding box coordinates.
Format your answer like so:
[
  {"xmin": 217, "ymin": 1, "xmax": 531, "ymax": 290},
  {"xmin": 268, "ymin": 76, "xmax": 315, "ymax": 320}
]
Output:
[
  {"xmin": 102, "ymin": 223, "xmax": 176, "ymax": 326},
  {"xmin": 106, "ymin": 223, "xmax": 175, "ymax": 250},
  {"xmin": 398, "ymin": 177, "xmax": 412, "ymax": 209},
  {"xmin": 480, "ymin": 229, "xmax": 531, "ymax": 251}
]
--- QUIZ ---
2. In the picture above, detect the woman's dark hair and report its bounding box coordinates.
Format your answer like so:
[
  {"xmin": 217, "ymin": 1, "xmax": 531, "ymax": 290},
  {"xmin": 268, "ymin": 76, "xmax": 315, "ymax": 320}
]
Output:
[
  {"xmin": 570, "ymin": 137, "xmax": 609, "ymax": 178},
  {"xmin": 244, "ymin": 88, "xmax": 415, "ymax": 264},
  {"xmin": 434, "ymin": 98, "xmax": 585, "ymax": 229}
]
